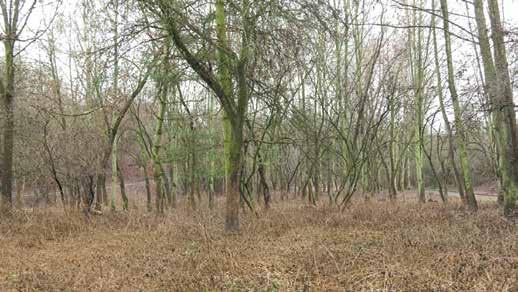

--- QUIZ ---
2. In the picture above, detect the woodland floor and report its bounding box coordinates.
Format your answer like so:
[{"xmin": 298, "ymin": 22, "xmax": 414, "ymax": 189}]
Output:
[{"xmin": 1, "ymin": 197, "xmax": 518, "ymax": 291}]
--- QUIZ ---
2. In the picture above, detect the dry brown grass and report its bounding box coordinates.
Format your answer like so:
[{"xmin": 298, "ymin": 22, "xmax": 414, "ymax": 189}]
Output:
[{"xmin": 1, "ymin": 199, "xmax": 518, "ymax": 291}]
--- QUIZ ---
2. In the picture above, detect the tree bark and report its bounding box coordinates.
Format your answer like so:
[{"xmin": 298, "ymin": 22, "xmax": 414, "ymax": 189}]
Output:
[
  {"xmin": 0, "ymin": 40, "xmax": 15, "ymax": 212},
  {"xmin": 439, "ymin": 0, "xmax": 477, "ymax": 210},
  {"xmin": 474, "ymin": 0, "xmax": 518, "ymax": 215}
]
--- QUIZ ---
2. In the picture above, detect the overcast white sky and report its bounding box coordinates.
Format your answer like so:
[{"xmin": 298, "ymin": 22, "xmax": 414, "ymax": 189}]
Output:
[{"xmin": 5, "ymin": 0, "xmax": 515, "ymax": 59}]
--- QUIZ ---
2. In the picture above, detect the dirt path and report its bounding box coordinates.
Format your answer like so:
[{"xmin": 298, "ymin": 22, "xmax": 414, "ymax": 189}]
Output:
[
  {"xmin": 395, "ymin": 189, "xmax": 498, "ymax": 203},
  {"xmin": 447, "ymin": 191, "xmax": 497, "ymax": 202}
]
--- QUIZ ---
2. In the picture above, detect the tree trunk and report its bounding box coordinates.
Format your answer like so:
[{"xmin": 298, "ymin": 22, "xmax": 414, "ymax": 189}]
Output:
[
  {"xmin": 144, "ymin": 165, "xmax": 152, "ymax": 212},
  {"xmin": 257, "ymin": 151, "xmax": 271, "ymax": 209},
  {"xmin": 439, "ymin": 0, "xmax": 477, "ymax": 211},
  {"xmin": 487, "ymin": 0, "xmax": 518, "ymax": 214},
  {"xmin": 474, "ymin": 0, "xmax": 518, "ymax": 215},
  {"xmin": 431, "ymin": 3, "xmax": 465, "ymax": 202},
  {"xmin": 225, "ymin": 125, "xmax": 242, "ymax": 231},
  {"xmin": 408, "ymin": 0, "xmax": 426, "ymax": 203},
  {"xmin": 111, "ymin": 134, "xmax": 118, "ymax": 210},
  {"xmin": 117, "ymin": 165, "xmax": 128, "ymax": 210},
  {"xmin": 1, "ymin": 40, "xmax": 15, "ymax": 212}
]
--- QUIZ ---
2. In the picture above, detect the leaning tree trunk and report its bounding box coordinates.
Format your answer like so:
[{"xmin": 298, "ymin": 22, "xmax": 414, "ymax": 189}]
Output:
[
  {"xmin": 431, "ymin": 5, "xmax": 464, "ymax": 203},
  {"xmin": 439, "ymin": 0, "xmax": 477, "ymax": 211}
]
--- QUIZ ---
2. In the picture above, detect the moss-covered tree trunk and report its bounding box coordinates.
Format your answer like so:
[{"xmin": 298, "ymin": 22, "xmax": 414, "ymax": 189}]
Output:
[
  {"xmin": 473, "ymin": 0, "xmax": 518, "ymax": 215},
  {"xmin": 0, "ymin": 39, "xmax": 15, "ymax": 212},
  {"xmin": 216, "ymin": 0, "xmax": 238, "ymax": 230},
  {"xmin": 474, "ymin": 0, "xmax": 518, "ymax": 215},
  {"xmin": 0, "ymin": 0, "xmax": 27, "ymax": 212},
  {"xmin": 117, "ymin": 165, "xmax": 128, "ymax": 210},
  {"xmin": 158, "ymin": 0, "xmax": 251, "ymax": 231},
  {"xmin": 439, "ymin": 0, "xmax": 477, "ymax": 210},
  {"xmin": 152, "ymin": 79, "xmax": 168, "ymax": 214},
  {"xmin": 409, "ymin": 0, "xmax": 425, "ymax": 203},
  {"xmin": 215, "ymin": 0, "xmax": 252, "ymax": 231}
]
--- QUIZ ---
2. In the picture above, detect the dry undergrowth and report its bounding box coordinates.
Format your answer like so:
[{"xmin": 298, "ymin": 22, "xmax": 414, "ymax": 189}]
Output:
[{"xmin": 1, "ymin": 199, "xmax": 517, "ymax": 291}]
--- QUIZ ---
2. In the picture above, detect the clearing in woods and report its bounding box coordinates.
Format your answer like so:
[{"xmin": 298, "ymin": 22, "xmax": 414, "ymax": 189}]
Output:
[{"xmin": 1, "ymin": 198, "xmax": 517, "ymax": 291}]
